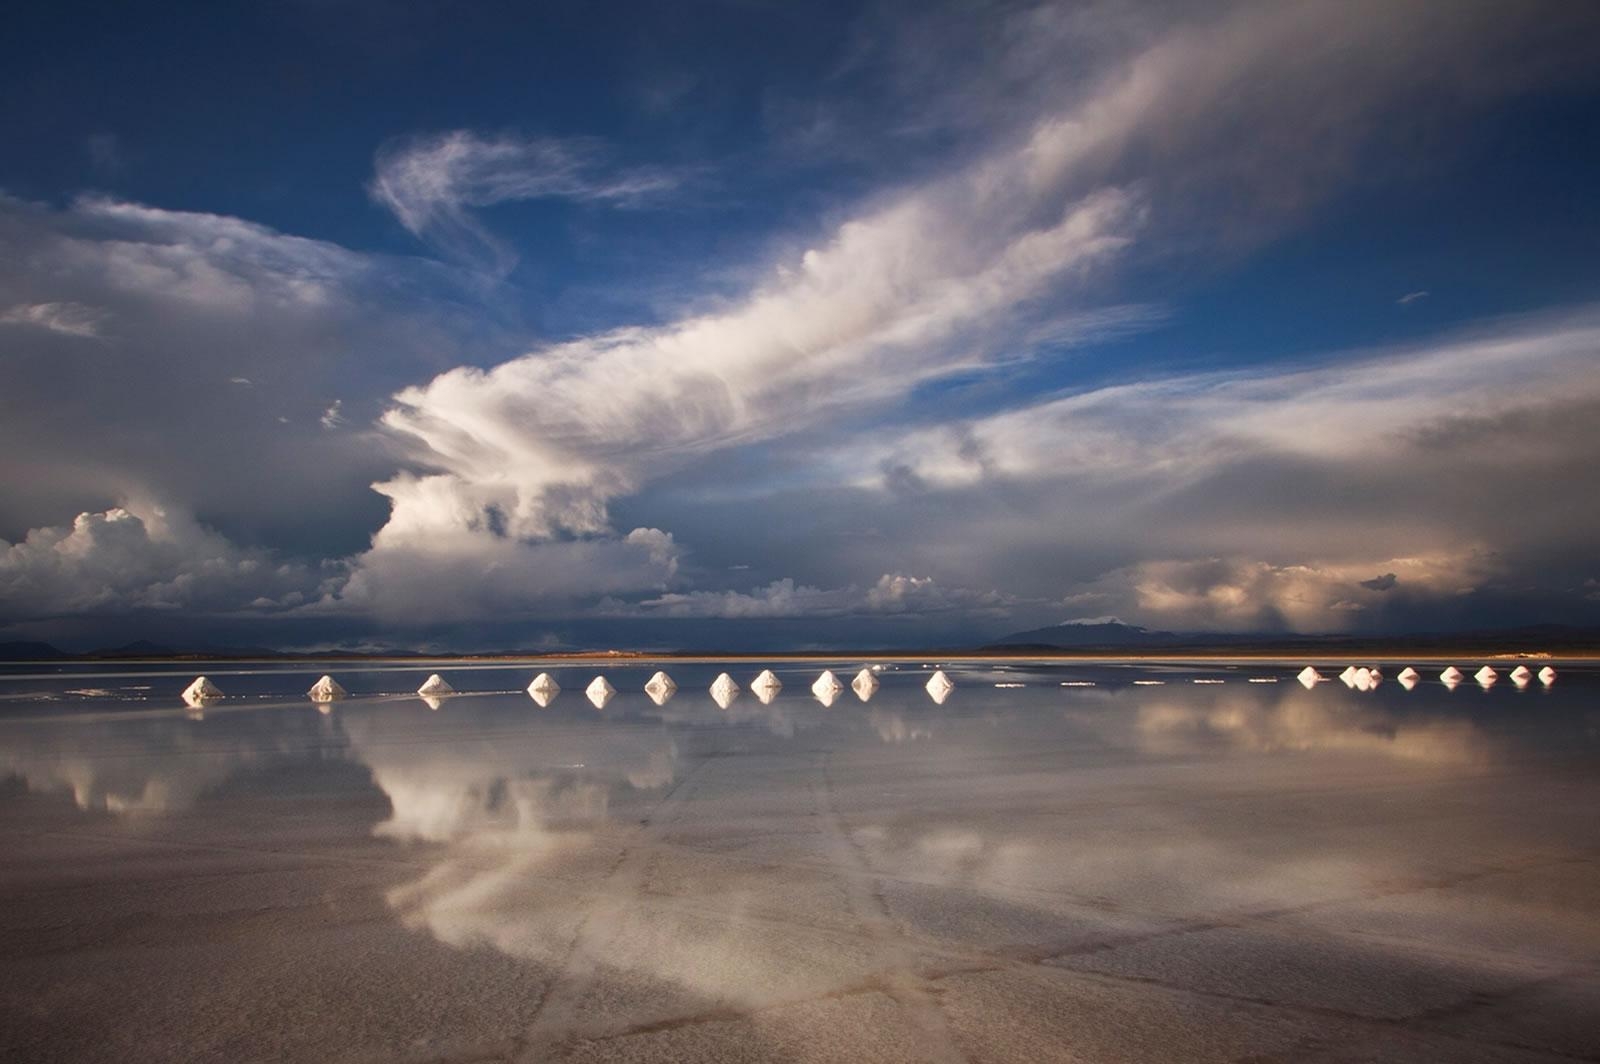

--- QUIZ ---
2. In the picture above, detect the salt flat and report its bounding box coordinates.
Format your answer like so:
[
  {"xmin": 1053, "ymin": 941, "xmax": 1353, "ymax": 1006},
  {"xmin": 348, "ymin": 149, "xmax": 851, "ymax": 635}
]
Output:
[{"xmin": 0, "ymin": 661, "xmax": 1596, "ymax": 1063}]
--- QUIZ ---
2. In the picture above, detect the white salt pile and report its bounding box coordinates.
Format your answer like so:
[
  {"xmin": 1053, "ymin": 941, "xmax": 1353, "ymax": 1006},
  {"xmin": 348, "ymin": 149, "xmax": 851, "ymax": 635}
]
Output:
[
  {"xmin": 1439, "ymin": 666, "xmax": 1463, "ymax": 686},
  {"xmin": 417, "ymin": 674, "xmax": 453, "ymax": 697},
  {"xmin": 307, "ymin": 675, "xmax": 347, "ymax": 703},
  {"xmin": 851, "ymin": 668, "xmax": 879, "ymax": 702},
  {"xmin": 644, "ymin": 671, "xmax": 677, "ymax": 706},
  {"xmin": 1297, "ymin": 666, "xmax": 1323, "ymax": 688},
  {"xmin": 926, "ymin": 669, "xmax": 954, "ymax": 704},
  {"xmin": 182, "ymin": 676, "xmax": 222, "ymax": 707},
  {"xmin": 812, "ymin": 670, "xmax": 844, "ymax": 707},
  {"xmin": 710, "ymin": 672, "xmax": 740, "ymax": 709},
  {"xmin": 527, "ymin": 672, "xmax": 560, "ymax": 707},
  {"xmin": 586, "ymin": 676, "xmax": 616, "ymax": 710},
  {"xmin": 1475, "ymin": 665, "xmax": 1498, "ymax": 687},
  {"xmin": 1539, "ymin": 665, "xmax": 1557, "ymax": 685}
]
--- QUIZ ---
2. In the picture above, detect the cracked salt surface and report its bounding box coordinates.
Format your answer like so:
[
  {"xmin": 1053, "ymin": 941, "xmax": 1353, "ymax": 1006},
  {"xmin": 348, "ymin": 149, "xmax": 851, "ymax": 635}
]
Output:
[{"xmin": 0, "ymin": 660, "xmax": 1597, "ymax": 1062}]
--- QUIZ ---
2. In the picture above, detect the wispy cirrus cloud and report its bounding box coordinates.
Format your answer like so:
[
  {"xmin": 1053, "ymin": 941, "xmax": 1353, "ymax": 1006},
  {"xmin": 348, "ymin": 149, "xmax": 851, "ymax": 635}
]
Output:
[{"xmin": 370, "ymin": 131, "xmax": 686, "ymax": 275}]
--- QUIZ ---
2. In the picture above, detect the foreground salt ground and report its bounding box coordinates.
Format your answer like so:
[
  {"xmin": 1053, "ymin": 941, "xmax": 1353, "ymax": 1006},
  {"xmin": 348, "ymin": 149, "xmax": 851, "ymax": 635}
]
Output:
[{"xmin": 0, "ymin": 663, "xmax": 1597, "ymax": 1063}]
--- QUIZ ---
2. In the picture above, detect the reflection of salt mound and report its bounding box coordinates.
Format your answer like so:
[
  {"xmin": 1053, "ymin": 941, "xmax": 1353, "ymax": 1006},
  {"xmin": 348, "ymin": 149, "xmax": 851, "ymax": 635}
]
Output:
[
  {"xmin": 1539, "ymin": 665, "xmax": 1557, "ymax": 685},
  {"xmin": 182, "ymin": 676, "xmax": 222, "ymax": 707},
  {"xmin": 852, "ymin": 667, "xmax": 879, "ymax": 702},
  {"xmin": 710, "ymin": 672, "xmax": 740, "ymax": 710},
  {"xmin": 1296, "ymin": 666, "xmax": 1322, "ymax": 689},
  {"xmin": 1439, "ymin": 666, "xmax": 1463, "ymax": 685},
  {"xmin": 417, "ymin": 674, "xmax": 453, "ymax": 697},
  {"xmin": 420, "ymin": 695, "xmax": 445, "ymax": 711},
  {"xmin": 527, "ymin": 672, "xmax": 560, "ymax": 707},
  {"xmin": 1475, "ymin": 665, "xmax": 1497, "ymax": 687},
  {"xmin": 307, "ymin": 675, "xmax": 347, "ymax": 703},
  {"xmin": 586, "ymin": 676, "xmax": 616, "ymax": 710},
  {"xmin": 644, "ymin": 671, "xmax": 677, "ymax": 706},
  {"xmin": 925, "ymin": 669, "xmax": 954, "ymax": 704},
  {"xmin": 811, "ymin": 670, "xmax": 844, "ymax": 707}
]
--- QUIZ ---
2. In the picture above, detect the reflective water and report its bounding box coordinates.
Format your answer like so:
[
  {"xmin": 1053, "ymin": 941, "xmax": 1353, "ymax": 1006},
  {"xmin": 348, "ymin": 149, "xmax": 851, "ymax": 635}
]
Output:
[{"xmin": 2, "ymin": 660, "xmax": 1597, "ymax": 1063}]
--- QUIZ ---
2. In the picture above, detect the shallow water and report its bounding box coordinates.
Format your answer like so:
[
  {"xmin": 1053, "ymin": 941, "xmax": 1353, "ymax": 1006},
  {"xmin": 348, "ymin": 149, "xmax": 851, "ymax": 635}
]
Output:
[{"xmin": 1, "ymin": 660, "xmax": 1597, "ymax": 1063}]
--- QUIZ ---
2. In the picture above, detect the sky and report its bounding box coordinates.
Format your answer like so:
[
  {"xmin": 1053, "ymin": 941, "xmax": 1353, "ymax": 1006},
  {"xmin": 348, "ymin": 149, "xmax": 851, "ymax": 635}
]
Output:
[{"xmin": 3, "ymin": 0, "xmax": 1600, "ymax": 652}]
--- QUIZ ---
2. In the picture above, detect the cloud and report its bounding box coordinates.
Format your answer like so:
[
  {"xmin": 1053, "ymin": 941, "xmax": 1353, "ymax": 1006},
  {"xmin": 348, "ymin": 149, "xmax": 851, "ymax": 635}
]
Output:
[
  {"xmin": 0, "ymin": 192, "xmax": 493, "ymax": 566},
  {"xmin": 1086, "ymin": 553, "xmax": 1488, "ymax": 632},
  {"xmin": 0, "ymin": 503, "xmax": 319, "ymax": 619},
  {"xmin": 4, "ymin": 2, "xmax": 1599, "ymax": 644},
  {"xmin": 1397, "ymin": 290, "xmax": 1430, "ymax": 306},
  {"xmin": 1360, "ymin": 573, "xmax": 1399, "ymax": 592},
  {"xmin": 320, "ymin": 399, "xmax": 344, "ymax": 429},
  {"xmin": 337, "ymin": 0, "xmax": 1600, "ymax": 635},
  {"xmin": 0, "ymin": 301, "xmax": 106, "ymax": 338},
  {"xmin": 370, "ymin": 130, "xmax": 684, "ymax": 275},
  {"xmin": 612, "ymin": 572, "xmax": 1016, "ymax": 621}
]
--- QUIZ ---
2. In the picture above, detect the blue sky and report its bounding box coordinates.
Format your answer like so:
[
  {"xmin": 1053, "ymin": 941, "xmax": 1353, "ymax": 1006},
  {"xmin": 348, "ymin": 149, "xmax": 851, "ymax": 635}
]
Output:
[{"xmin": 3, "ymin": 0, "xmax": 1600, "ymax": 651}]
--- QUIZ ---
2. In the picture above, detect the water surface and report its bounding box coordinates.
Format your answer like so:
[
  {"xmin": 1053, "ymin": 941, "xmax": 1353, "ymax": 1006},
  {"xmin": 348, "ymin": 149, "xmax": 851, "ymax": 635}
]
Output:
[{"xmin": 2, "ymin": 660, "xmax": 1597, "ymax": 1062}]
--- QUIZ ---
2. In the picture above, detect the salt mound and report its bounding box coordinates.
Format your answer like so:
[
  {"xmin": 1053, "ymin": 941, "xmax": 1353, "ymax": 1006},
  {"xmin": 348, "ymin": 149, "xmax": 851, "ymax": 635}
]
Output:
[
  {"xmin": 1539, "ymin": 665, "xmax": 1557, "ymax": 685},
  {"xmin": 812, "ymin": 670, "xmax": 844, "ymax": 707},
  {"xmin": 527, "ymin": 672, "xmax": 560, "ymax": 707},
  {"xmin": 417, "ymin": 674, "xmax": 453, "ymax": 697},
  {"xmin": 710, "ymin": 672, "xmax": 740, "ymax": 710},
  {"xmin": 1296, "ymin": 666, "xmax": 1322, "ymax": 689},
  {"xmin": 1509, "ymin": 665, "xmax": 1532, "ymax": 682},
  {"xmin": 1397, "ymin": 667, "xmax": 1419, "ymax": 682},
  {"xmin": 1398, "ymin": 673, "xmax": 1419, "ymax": 691},
  {"xmin": 852, "ymin": 668, "xmax": 879, "ymax": 702},
  {"xmin": 926, "ymin": 669, "xmax": 954, "ymax": 704},
  {"xmin": 182, "ymin": 676, "xmax": 222, "ymax": 707},
  {"xmin": 1475, "ymin": 665, "xmax": 1497, "ymax": 686},
  {"xmin": 1352, "ymin": 667, "xmax": 1374, "ymax": 692},
  {"xmin": 307, "ymin": 675, "xmax": 347, "ymax": 703},
  {"xmin": 644, "ymin": 671, "xmax": 677, "ymax": 706},
  {"xmin": 1438, "ymin": 666, "xmax": 1463, "ymax": 684},
  {"xmin": 586, "ymin": 676, "xmax": 616, "ymax": 710},
  {"xmin": 752, "ymin": 669, "xmax": 782, "ymax": 693},
  {"xmin": 1339, "ymin": 666, "xmax": 1358, "ymax": 687}
]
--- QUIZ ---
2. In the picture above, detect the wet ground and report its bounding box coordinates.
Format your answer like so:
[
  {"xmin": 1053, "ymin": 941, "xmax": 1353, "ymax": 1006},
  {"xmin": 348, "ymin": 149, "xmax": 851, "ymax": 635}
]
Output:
[{"xmin": 1, "ymin": 659, "xmax": 1597, "ymax": 1063}]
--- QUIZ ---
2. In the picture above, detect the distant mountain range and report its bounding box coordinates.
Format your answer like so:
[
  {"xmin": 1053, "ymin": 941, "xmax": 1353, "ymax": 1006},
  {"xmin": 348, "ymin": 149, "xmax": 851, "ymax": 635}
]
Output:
[
  {"xmin": 985, "ymin": 620, "xmax": 1600, "ymax": 653},
  {"xmin": 0, "ymin": 640, "xmax": 416, "ymax": 662},
  {"xmin": 1, "ymin": 621, "xmax": 1596, "ymax": 662}
]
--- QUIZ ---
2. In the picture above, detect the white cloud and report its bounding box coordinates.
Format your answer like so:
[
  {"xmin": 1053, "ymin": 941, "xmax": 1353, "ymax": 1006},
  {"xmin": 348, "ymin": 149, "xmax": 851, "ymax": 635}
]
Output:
[
  {"xmin": 320, "ymin": 399, "xmax": 344, "ymax": 429},
  {"xmin": 848, "ymin": 314, "xmax": 1600, "ymax": 492},
  {"xmin": 346, "ymin": 0, "xmax": 1600, "ymax": 632},
  {"xmin": 0, "ymin": 301, "xmax": 105, "ymax": 338},
  {"xmin": 1397, "ymin": 290, "xmax": 1430, "ymax": 306},
  {"xmin": 0, "ymin": 503, "xmax": 319, "ymax": 619},
  {"xmin": 1088, "ymin": 553, "xmax": 1491, "ymax": 632},
  {"xmin": 621, "ymin": 572, "xmax": 1013, "ymax": 620},
  {"xmin": 370, "ymin": 130, "xmax": 684, "ymax": 275}
]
